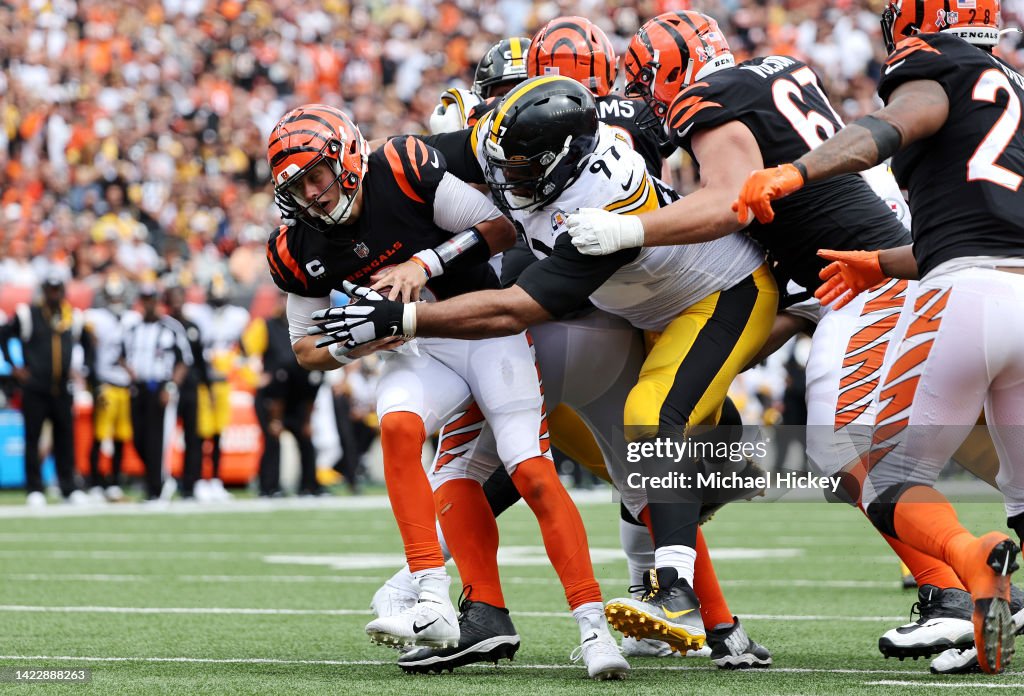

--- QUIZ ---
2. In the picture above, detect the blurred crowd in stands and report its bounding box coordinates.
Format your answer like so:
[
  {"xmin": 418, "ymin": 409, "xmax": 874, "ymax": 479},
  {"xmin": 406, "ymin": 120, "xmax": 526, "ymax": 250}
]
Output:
[{"xmin": 4, "ymin": 0, "xmax": 1024, "ymax": 298}]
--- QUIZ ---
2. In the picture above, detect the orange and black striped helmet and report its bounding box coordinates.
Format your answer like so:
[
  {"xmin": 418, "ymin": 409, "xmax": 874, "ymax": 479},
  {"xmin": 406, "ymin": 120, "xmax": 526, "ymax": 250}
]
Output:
[
  {"xmin": 881, "ymin": 0, "xmax": 1000, "ymax": 53},
  {"xmin": 267, "ymin": 104, "xmax": 368, "ymax": 224},
  {"xmin": 527, "ymin": 16, "xmax": 617, "ymax": 96},
  {"xmin": 624, "ymin": 11, "xmax": 734, "ymax": 124}
]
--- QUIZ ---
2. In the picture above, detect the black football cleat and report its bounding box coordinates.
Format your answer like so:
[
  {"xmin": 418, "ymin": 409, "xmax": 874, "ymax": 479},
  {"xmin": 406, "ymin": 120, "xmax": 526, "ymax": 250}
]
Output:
[
  {"xmin": 398, "ymin": 591, "xmax": 519, "ymax": 674},
  {"xmin": 707, "ymin": 616, "xmax": 772, "ymax": 669},
  {"xmin": 879, "ymin": 584, "xmax": 974, "ymax": 660}
]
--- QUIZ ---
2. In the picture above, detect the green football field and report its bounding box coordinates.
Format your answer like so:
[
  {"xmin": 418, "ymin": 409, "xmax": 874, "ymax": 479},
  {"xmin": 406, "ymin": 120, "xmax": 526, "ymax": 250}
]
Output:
[{"xmin": 0, "ymin": 494, "xmax": 1019, "ymax": 695}]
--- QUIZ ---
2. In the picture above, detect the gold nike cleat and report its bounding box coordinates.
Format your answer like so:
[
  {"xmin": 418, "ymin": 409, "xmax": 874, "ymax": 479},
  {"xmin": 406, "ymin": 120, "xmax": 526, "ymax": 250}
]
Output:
[{"xmin": 605, "ymin": 568, "xmax": 706, "ymax": 654}]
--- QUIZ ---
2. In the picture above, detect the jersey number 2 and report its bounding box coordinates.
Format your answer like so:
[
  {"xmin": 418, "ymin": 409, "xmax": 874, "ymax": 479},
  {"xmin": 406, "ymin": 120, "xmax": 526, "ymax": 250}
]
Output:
[{"xmin": 968, "ymin": 69, "xmax": 1023, "ymax": 191}]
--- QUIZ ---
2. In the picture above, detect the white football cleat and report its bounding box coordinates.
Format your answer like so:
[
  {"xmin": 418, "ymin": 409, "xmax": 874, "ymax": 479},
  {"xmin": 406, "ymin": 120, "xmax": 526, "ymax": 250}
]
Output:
[
  {"xmin": 365, "ymin": 574, "xmax": 459, "ymax": 648},
  {"xmin": 25, "ymin": 491, "xmax": 47, "ymax": 508},
  {"xmin": 572, "ymin": 628, "xmax": 631, "ymax": 680},
  {"xmin": 621, "ymin": 636, "xmax": 681, "ymax": 658},
  {"xmin": 370, "ymin": 576, "xmax": 418, "ymax": 619},
  {"xmin": 105, "ymin": 485, "xmax": 124, "ymax": 502},
  {"xmin": 209, "ymin": 478, "xmax": 233, "ymax": 501},
  {"xmin": 66, "ymin": 490, "xmax": 91, "ymax": 506}
]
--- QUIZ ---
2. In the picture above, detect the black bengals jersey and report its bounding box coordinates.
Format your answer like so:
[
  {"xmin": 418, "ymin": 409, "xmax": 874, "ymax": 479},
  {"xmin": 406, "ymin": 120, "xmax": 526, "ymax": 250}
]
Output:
[
  {"xmin": 266, "ymin": 136, "xmax": 498, "ymax": 300},
  {"xmin": 595, "ymin": 94, "xmax": 666, "ymax": 177},
  {"xmin": 878, "ymin": 33, "xmax": 1024, "ymax": 277},
  {"xmin": 667, "ymin": 56, "xmax": 911, "ymax": 291}
]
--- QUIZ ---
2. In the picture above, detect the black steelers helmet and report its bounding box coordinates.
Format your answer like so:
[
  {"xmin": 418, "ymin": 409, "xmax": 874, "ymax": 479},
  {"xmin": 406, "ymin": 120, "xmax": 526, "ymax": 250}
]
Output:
[
  {"xmin": 483, "ymin": 75, "xmax": 599, "ymax": 212},
  {"xmin": 473, "ymin": 37, "xmax": 531, "ymax": 99}
]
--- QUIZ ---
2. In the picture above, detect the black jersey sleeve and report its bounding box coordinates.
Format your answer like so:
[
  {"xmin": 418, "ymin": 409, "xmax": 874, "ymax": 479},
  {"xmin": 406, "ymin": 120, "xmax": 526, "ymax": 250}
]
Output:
[
  {"xmin": 666, "ymin": 77, "xmax": 742, "ymax": 155},
  {"xmin": 380, "ymin": 136, "xmax": 449, "ymax": 205},
  {"xmin": 877, "ymin": 34, "xmax": 961, "ymax": 103},
  {"xmin": 266, "ymin": 223, "xmax": 336, "ymax": 298},
  {"xmin": 514, "ymin": 233, "xmax": 638, "ymax": 319},
  {"xmin": 416, "ymin": 128, "xmax": 486, "ymax": 185}
]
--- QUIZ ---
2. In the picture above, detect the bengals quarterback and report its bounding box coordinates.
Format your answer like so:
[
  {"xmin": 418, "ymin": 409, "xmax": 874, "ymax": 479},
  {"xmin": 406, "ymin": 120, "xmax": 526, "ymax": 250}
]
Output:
[{"xmin": 266, "ymin": 104, "xmax": 627, "ymax": 679}]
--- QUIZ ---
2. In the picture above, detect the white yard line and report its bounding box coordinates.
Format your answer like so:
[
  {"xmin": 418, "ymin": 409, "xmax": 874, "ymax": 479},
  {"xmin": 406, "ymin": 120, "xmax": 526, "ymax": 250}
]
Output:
[
  {"xmin": 0, "ymin": 489, "xmax": 617, "ymax": 519},
  {"xmin": 0, "ymin": 605, "xmax": 906, "ymax": 621},
  {"xmin": 0, "ymin": 572, "xmax": 894, "ymax": 590},
  {"xmin": 0, "ymin": 655, "xmax": 976, "ymax": 676},
  {"xmin": 864, "ymin": 681, "xmax": 1024, "ymax": 688}
]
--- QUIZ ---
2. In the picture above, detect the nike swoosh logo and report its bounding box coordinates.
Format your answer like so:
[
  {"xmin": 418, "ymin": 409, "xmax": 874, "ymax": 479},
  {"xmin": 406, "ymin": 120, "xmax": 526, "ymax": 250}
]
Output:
[
  {"xmin": 663, "ymin": 607, "xmax": 696, "ymax": 619},
  {"xmin": 388, "ymin": 325, "xmax": 398, "ymax": 337},
  {"xmin": 885, "ymin": 60, "xmax": 905, "ymax": 75},
  {"xmin": 413, "ymin": 618, "xmax": 439, "ymax": 634},
  {"xmin": 676, "ymin": 123, "xmax": 695, "ymax": 140},
  {"xmin": 621, "ymin": 171, "xmax": 634, "ymax": 192},
  {"xmin": 430, "ymin": 151, "xmax": 440, "ymax": 168}
]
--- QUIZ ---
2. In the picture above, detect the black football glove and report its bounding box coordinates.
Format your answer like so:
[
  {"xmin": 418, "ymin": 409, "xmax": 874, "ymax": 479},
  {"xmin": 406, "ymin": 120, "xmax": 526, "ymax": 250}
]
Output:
[{"xmin": 308, "ymin": 281, "xmax": 415, "ymax": 350}]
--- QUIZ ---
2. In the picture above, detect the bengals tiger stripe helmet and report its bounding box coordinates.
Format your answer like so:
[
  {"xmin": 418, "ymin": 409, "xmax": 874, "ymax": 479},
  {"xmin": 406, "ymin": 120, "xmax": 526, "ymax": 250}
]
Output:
[
  {"xmin": 267, "ymin": 104, "xmax": 369, "ymax": 226},
  {"xmin": 881, "ymin": 0, "xmax": 1000, "ymax": 53},
  {"xmin": 474, "ymin": 37, "xmax": 531, "ymax": 99},
  {"xmin": 527, "ymin": 16, "xmax": 617, "ymax": 96},
  {"xmin": 624, "ymin": 11, "xmax": 734, "ymax": 126}
]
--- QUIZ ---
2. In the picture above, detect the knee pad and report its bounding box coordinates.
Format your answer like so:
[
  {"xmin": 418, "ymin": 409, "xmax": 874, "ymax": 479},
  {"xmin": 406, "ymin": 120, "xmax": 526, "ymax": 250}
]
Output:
[{"xmin": 865, "ymin": 482, "xmax": 918, "ymax": 538}]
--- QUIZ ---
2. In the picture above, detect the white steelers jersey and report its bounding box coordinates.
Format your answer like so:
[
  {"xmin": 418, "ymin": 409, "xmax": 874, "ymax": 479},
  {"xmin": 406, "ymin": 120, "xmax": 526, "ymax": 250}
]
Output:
[
  {"xmin": 475, "ymin": 120, "xmax": 765, "ymax": 332},
  {"xmin": 184, "ymin": 302, "xmax": 250, "ymax": 377},
  {"xmin": 84, "ymin": 307, "xmax": 139, "ymax": 387}
]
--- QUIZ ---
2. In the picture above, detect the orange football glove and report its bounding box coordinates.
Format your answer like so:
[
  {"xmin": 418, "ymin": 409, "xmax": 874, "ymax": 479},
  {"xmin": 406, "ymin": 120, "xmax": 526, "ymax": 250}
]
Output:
[
  {"xmin": 814, "ymin": 249, "xmax": 886, "ymax": 310},
  {"xmin": 732, "ymin": 164, "xmax": 806, "ymax": 224}
]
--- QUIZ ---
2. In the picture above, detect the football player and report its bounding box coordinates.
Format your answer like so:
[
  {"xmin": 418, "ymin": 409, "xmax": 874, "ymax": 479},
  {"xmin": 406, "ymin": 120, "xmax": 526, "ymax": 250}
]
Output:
[
  {"xmin": 560, "ymin": 10, "xmax": 988, "ymax": 660},
  {"xmin": 734, "ymin": 0, "xmax": 1023, "ymax": 674},
  {"xmin": 185, "ymin": 274, "xmax": 250, "ymax": 501},
  {"xmin": 429, "ymin": 37, "xmax": 530, "ymax": 135},
  {"xmin": 84, "ymin": 276, "xmax": 138, "ymax": 502},
  {"xmin": 267, "ymin": 104, "xmax": 626, "ymax": 678},
  {"xmin": 309, "ymin": 76, "xmax": 779, "ymax": 657}
]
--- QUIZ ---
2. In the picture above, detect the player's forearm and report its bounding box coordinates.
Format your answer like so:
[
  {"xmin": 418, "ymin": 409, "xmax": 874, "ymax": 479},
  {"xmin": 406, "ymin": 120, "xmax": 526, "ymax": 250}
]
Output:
[
  {"xmin": 414, "ymin": 288, "xmax": 551, "ymax": 339},
  {"xmin": 797, "ymin": 81, "xmax": 948, "ymax": 184},
  {"xmin": 795, "ymin": 121, "xmax": 889, "ymax": 183},
  {"xmin": 292, "ymin": 336, "xmax": 345, "ymax": 371},
  {"xmin": 638, "ymin": 188, "xmax": 743, "ymax": 246},
  {"xmin": 879, "ymin": 244, "xmax": 919, "ymax": 280}
]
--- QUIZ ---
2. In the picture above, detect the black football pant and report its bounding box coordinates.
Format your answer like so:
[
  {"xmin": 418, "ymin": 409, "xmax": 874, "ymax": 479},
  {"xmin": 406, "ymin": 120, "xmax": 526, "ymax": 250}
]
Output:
[
  {"xmin": 131, "ymin": 383, "xmax": 167, "ymax": 499},
  {"xmin": 178, "ymin": 386, "xmax": 202, "ymax": 497},
  {"xmin": 22, "ymin": 388, "xmax": 76, "ymax": 497}
]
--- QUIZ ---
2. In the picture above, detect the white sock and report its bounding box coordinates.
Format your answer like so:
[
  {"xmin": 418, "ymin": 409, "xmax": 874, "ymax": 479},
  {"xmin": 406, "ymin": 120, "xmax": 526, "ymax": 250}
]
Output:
[
  {"xmin": 619, "ymin": 518, "xmax": 655, "ymax": 593},
  {"xmin": 411, "ymin": 567, "xmax": 450, "ymax": 600},
  {"xmin": 387, "ymin": 565, "xmax": 416, "ymax": 594},
  {"xmin": 654, "ymin": 545, "xmax": 697, "ymax": 586},
  {"xmin": 435, "ymin": 521, "xmax": 452, "ymax": 562},
  {"xmin": 572, "ymin": 601, "xmax": 607, "ymax": 639}
]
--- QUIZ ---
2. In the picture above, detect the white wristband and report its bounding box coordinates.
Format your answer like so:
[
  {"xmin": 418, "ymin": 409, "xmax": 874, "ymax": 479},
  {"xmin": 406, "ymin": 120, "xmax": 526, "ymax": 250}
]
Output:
[
  {"xmin": 328, "ymin": 342, "xmax": 355, "ymax": 365},
  {"xmin": 412, "ymin": 249, "xmax": 444, "ymax": 278},
  {"xmin": 402, "ymin": 303, "xmax": 417, "ymax": 338}
]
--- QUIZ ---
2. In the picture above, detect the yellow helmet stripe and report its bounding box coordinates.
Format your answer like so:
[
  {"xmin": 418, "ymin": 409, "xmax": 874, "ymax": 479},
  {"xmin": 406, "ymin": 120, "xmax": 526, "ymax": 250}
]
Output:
[
  {"xmin": 490, "ymin": 75, "xmax": 563, "ymax": 142},
  {"xmin": 509, "ymin": 36, "xmax": 524, "ymax": 66}
]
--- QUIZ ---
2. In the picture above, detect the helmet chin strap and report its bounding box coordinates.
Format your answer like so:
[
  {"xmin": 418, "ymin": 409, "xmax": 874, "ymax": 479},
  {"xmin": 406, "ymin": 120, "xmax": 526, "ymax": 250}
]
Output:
[{"xmin": 319, "ymin": 187, "xmax": 358, "ymax": 225}]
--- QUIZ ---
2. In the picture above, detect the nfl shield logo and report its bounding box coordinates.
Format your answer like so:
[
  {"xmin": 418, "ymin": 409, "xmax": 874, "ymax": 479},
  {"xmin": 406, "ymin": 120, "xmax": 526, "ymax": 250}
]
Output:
[{"xmin": 354, "ymin": 242, "xmax": 370, "ymax": 258}]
